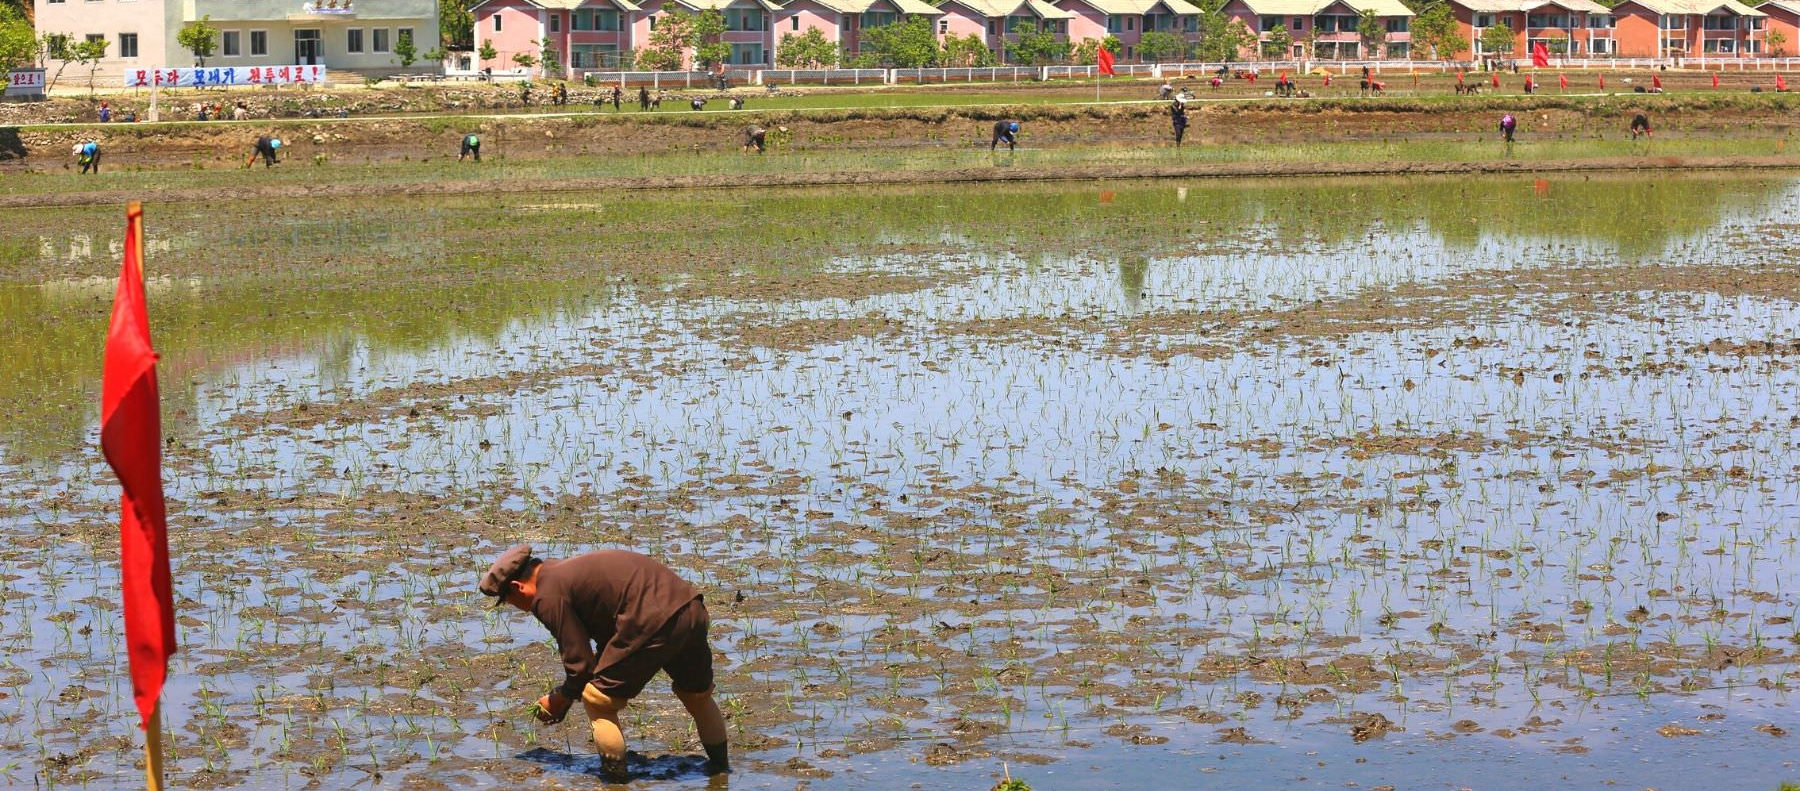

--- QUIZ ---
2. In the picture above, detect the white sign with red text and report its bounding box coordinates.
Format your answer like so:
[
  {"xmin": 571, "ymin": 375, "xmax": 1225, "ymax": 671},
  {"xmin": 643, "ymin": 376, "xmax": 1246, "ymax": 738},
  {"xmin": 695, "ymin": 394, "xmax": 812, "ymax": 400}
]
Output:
[
  {"xmin": 124, "ymin": 65, "xmax": 326, "ymax": 88},
  {"xmin": 5, "ymin": 69, "xmax": 46, "ymax": 97}
]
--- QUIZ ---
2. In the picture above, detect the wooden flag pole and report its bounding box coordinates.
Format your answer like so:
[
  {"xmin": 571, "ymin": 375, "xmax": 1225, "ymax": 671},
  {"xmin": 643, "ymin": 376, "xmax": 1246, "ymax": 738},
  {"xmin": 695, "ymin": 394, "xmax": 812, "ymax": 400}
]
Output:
[{"xmin": 144, "ymin": 702, "xmax": 166, "ymax": 791}]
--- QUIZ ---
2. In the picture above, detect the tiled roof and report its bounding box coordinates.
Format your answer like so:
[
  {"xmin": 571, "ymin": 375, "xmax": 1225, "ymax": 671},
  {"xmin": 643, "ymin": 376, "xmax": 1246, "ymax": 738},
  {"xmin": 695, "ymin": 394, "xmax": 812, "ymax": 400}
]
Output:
[
  {"xmin": 809, "ymin": 0, "xmax": 945, "ymax": 15},
  {"xmin": 1236, "ymin": 0, "xmax": 1414, "ymax": 17},
  {"xmin": 1060, "ymin": 0, "xmax": 1204, "ymax": 15},
  {"xmin": 1617, "ymin": 0, "xmax": 1765, "ymax": 13},
  {"xmin": 939, "ymin": 0, "xmax": 1077, "ymax": 18}
]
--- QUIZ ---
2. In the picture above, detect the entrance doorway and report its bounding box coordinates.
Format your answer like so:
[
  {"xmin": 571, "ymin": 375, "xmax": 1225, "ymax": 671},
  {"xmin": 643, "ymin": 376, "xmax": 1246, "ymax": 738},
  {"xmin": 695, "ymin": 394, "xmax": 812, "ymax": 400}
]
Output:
[{"xmin": 295, "ymin": 29, "xmax": 322, "ymax": 65}]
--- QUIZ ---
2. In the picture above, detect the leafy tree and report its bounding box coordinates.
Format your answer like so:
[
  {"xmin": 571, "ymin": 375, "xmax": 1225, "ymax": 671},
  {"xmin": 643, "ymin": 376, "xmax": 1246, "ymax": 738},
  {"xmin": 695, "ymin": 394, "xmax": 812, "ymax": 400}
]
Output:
[
  {"xmin": 636, "ymin": 10, "xmax": 693, "ymax": 70},
  {"xmin": 1193, "ymin": 10, "xmax": 1253, "ymax": 61},
  {"xmin": 538, "ymin": 37, "xmax": 559, "ymax": 75},
  {"xmin": 478, "ymin": 40, "xmax": 498, "ymax": 66},
  {"xmin": 177, "ymin": 16, "xmax": 219, "ymax": 67},
  {"xmin": 1769, "ymin": 28, "xmax": 1787, "ymax": 57},
  {"xmin": 1357, "ymin": 9, "xmax": 1384, "ymax": 58},
  {"xmin": 691, "ymin": 9, "xmax": 730, "ymax": 70},
  {"xmin": 940, "ymin": 33, "xmax": 997, "ymax": 66},
  {"xmin": 1261, "ymin": 24, "xmax": 1292, "ymax": 59},
  {"xmin": 513, "ymin": 50, "xmax": 538, "ymax": 69},
  {"xmin": 1137, "ymin": 30, "xmax": 1186, "ymax": 62},
  {"xmin": 777, "ymin": 27, "xmax": 838, "ymax": 66},
  {"xmin": 74, "ymin": 35, "xmax": 106, "ymax": 96},
  {"xmin": 394, "ymin": 28, "xmax": 418, "ymax": 67},
  {"xmin": 777, "ymin": 28, "xmax": 839, "ymax": 67},
  {"xmin": 0, "ymin": 4, "xmax": 32, "ymax": 72},
  {"xmin": 1069, "ymin": 34, "xmax": 1120, "ymax": 65},
  {"xmin": 1478, "ymin": 21, "xmax": 1515, "ymax": 56},
  {"xmin": 1410, "ymin": 3, "xmax": 1464, "ymax": 59},
  {"xmin": 1007, "ymin": 24, "xmax": 1066, "ymax": 65},
  {"xmin": 439, "ymin": 0, "xmax": 473, "ymax": 49},
  {"xmin": 858, "ymin": 15, "xmax": 939, "ymax": 67},
  {"xmin": 40, "ymin": 32, "xmax": 74, "ymax": 90}
]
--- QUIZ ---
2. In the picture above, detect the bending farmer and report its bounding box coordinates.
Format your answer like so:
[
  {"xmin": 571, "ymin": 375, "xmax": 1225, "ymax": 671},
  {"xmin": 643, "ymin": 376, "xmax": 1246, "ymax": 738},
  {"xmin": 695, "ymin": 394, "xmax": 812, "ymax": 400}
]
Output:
[
  {"xmin": 1629, "ymin": 113, "xmax": 1652, "ymax": 140},
  {"xmin": 481, "ymin": 545, "xmax": 729, "ymax": 782},
  {"xmin": 1498, "ymin": 113, "xmax": 1516, "ymax": 143},
  {"xmin": 75, "ymin": 141, "xmax": 101, "ymax": 174},
  {"xmin": 460, "ymin": 133, "xmax": 481, "ymax": 162},
  {"xmin": 743, "ymin": 125, "xmax": 766, "ymax": 153},
  {"xmin": 248, "ymin": 135, "xmax": 283, "ymax": 168},
  {"xmin": 1169, "ymin": 98, "xmax": 1189, "ymax": 147},
  {"xmin": 991, "ymin": 120, "xmax": 1020, "ymax": 152}
]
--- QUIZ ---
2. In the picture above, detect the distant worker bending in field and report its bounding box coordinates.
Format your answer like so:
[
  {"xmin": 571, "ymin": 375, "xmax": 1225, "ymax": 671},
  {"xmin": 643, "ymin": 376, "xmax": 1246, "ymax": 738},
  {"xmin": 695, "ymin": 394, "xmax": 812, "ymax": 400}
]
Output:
[
  {"xmin": 247, "ymin": 135, "xmax": 282, "ymax": 168},
  {"xmin": 459, "ymin": 133, "xmax": 481, "ymax": 162},
  {"xmin": 1498, "ymin": 113, "xmax": 1517, "ymax": 143},
  {"xmin": 482, "ymin": 545, "xmax": 729, "ymax": 783},
  {"xmin": 1629, "ymin": 113, "xmax": 1652, "ymax": 140},
  {"xmin": 743, "ymin": 125, "xmax": 766, "ymax": 153},
  {"xmin": 74, "ymin": 141, "xmax": 101, "ymax": 174},
  {"xmin": 991, "ymin": 120, "xmax": 1020, "ymax": 152}
]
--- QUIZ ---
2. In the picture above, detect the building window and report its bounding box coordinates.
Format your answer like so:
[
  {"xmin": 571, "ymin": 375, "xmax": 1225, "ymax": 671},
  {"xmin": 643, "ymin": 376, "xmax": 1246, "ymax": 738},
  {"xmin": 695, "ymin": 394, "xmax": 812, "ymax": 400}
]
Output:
[
  {"xmin": 85, "ymin": 33, "xmax": 104, "ymax": 45},
  {"xmin": 1660, "ymin": 14, "xmax": 1684, "ymax": 29},
  {"xmin": 222, "ymin": 30, "xmax": 241, "ymax": 56},
  {"xmin": 346, "ymin": 28, "xmax": 363, "ymax": 52},
  {"xmin": 119, "ymin": 32, "xmax": 138, "ymax": 57},
  {"xmin": 550, "ymin": 14, "xmax": 560, "ymax": 32},
  {"xmin": 250, "ymin": 30, "xmax": 268, "ymax": 55},
  {"xmin": 1126, "ymin": 15, "xmax": 1134, "ymax": 30},
  {"xmin": 1386, "ymin": 18, "xmax": 1407, "ymax": 32},
  {"xmin": 792, "ymin": 16, "xmax": 800, "ymax": 30},
  {"xmin": 494, "ymin": 14, "xmax": 503, "ymax": 32},
  {"xmin": 398, "ymin": 28, "xmax": 413, "ymax": 48},
  {"xmin": 373, "ymin": 28, "xmax": 390, "ymax": 52},
  {"xmin": 1106, "ymin": 15, "xmax": 1121, "ymax": 32},
  {"xmin": 987, "ymin": 19, "xmax": 997, "ymax": 34}
]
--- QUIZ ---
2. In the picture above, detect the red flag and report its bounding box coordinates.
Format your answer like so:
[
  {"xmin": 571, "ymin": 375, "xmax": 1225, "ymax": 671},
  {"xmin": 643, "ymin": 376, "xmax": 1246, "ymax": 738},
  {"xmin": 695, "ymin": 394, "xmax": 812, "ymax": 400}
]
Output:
[
  {"xmin": 101, "ymin": 202, "xmax": 176, "ymax": 731},
  {"xmin": 1652, "ymin": 73, "xmax": 1661, "ymax": 89},
  {"xmin": 1559, "ymin": 73, "xmax": 1567, "ymax": 89},
  {"xmin": 1492, "ymin": 72, "xmax": 1500, "ymax": 88},
  {"xmin": 1712, "ymin": 72, "xmax": 1719, "ymax": 88},
  {"xmin": 1780, "ymin": 74, "xmax": 1789, "ymax": 91},
  {"xmin": 1457, "ymin": 71, "xmax": 1465, "ymax": 86},
  {"xmin": 1599, "ymin": 73, "xmax": 1605, "ymax": 89},
  {"xmin": 1096, "ymin": 46, "xmax": 1115, "ymax": 76},
  {"xmin": 1531, "ymin": 41, "xmax": 1550, "ymax": 68}
]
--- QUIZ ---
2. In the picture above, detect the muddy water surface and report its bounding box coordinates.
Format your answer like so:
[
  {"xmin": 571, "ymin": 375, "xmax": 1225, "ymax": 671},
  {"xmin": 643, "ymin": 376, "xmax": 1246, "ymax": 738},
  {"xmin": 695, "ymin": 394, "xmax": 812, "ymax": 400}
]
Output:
[{"xmin": 2, "ymin": 175, "xmax": 1798, "ymax": 791}]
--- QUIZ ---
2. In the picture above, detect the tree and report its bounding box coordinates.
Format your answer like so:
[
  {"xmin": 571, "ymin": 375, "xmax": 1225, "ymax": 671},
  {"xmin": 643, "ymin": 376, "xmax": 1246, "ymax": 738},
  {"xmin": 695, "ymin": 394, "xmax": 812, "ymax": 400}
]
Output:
[
  {"xmin": 1193, "ymin": 8, "xmax": 1253, "ymax": 62},
  {"xmin": 1478, "ymin": 21, "xmax": 1515, "ymax": 56},
  {"xmin": 393, "ymin": 28, "xmax": 418, "ymax": 67},
  {"xmin": 690, "ymin": 9, "xmax": 729, "ymax": 70},
  {"xmin": 538, "ymin": 37, "xmax": 560, "ymax": 75},
  {"xmin": 1137, "ymin": 30, "xmax": 1186, "ymax": 62},
  {"xmin": 1007, "ymin": 24, "xmax": 1067, "ymax": 65},
  {"xmin": 439, "ymin": 0, "xmax": 473, "ymax": 49},
  {"xmin": 777, "ymin": 28, "xmax": 838, "ymax": 68},
  {"xmin": 513, "ymin": 50, "xmax": 537, "ymax": 69},
  {"xmin": 479, "ymin": 40, "xmax": 498, "ymax": 66},
  {"xmin": 1769, "ymin": 28, "xmax": 1788, "ymax": 57},
  {"xmin": 1410, "ymin": 3, "xmax": 1465, "ymax": 59},
  {"xmin": 858, "ymin": 15, "xmax": 939, "ymax": 67},
  {"xmin": 1261, "ymin": 24, "xmax": 1292, "ymax": 59},
  {"xmin": 0, "ymin": 4, "xmax": 32, "ymax": 72},
  {"xmin": 40, "ymin": 33, "xmax": 74, "ymax": 90},
  {"xmin": 636, "ymin": 10, "xmax": 693, "ymax": 70},
  {"xmin": 177, "ymin": 16, "xmax": 219, "ymax": 67},
  {"xmin": 74, "ymin": 35, "xmax": 106, "ymax": 96},
  {"xmin": 1357, "ymin": 9, "xmax": 1384, "ymax": 58},
  {"xmin": 1069, "ymin": 34, "xmax": 1120, "ymax": 66},
  {"xmin": 940, "ymin": 32, "xmax": 997, "ymax": 66}
]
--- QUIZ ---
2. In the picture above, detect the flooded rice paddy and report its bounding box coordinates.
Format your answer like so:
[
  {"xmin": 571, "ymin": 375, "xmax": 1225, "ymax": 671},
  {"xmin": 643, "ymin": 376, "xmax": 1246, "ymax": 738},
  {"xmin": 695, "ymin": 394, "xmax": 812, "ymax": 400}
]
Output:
[{"xmin": 1, "ymin": 175, "xmax": 1798, "ymax": 790}]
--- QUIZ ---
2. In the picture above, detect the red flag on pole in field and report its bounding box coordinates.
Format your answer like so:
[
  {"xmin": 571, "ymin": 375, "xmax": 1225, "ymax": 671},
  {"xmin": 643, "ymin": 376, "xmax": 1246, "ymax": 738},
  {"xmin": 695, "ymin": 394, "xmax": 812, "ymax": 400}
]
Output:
[
  {"xmin": 1599, "ymin": 73, "xmax": 1605, "ymax": 90},
  {"xmin": 1492, "ymin": 72, "xmax": 1500, "ymax": 88},
  {"xmin": 1096, "ymin": 46, "xmax": 1115, "ymax": 76},
  {"xmin": 1652, "ymin": 73, "xmax": 1662, "ymax": 90},
  {"xmin": 102, "ymin": 202, "xmax": 176, "ymax": 738},
  {"xmin": 1531, "ymin": 41, "xmax": 1550, "ymax": 68},
  {"xmin": 1457, "ymin": 71, "xmax": 1465, "ymax": 87},
  {"xmin": 1712, "ymin": 72, "xmax": 1719, "ymax": 88},
  {"xmin": 1779, "ymin": 74, "xmax": 1789, "ymax": 91},
  {"xmin": 1559, "ymin": 73, "xmax": 1567, "ymax": 90}
]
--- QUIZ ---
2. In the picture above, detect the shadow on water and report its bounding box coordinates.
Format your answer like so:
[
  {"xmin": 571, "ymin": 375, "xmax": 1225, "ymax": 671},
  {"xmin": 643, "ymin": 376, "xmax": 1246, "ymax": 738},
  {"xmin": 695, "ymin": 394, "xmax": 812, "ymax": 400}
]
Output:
[
  {"xmin": 516, "ymin": 747, "xmax": 723, "ymax": 785},
  {"xmin": 0, "ymin": 127, "xmax": 25, "ymax": 161}
]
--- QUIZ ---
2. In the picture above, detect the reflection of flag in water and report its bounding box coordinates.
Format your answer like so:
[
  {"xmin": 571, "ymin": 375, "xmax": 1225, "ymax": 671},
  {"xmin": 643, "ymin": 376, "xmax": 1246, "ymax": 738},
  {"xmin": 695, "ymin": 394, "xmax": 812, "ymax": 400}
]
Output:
[
  {"xmin": 1534, "ymin": 178, "xmax": 1549, "ymax": 196},
  {"xmin": 1531, "ymin": 41, "xmax": 1550, "ymax": 68},
  {"xmin": 1096, "ymin": 46, "xmax": 1115, "ymax": 76},
  {"xmin": 1098, "ymin": 190, "xmax": 1115, "ymax": 204},
  {"xmin": 102, "ymin": 202, "xmax": 176, "ymax": 732}
]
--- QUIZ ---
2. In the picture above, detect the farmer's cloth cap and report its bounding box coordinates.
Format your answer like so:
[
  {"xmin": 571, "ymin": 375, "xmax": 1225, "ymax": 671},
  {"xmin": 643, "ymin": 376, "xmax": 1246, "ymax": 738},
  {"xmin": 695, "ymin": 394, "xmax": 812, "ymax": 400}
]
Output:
[{"xmin": 480, "ymin": 544, "xmax": 535, "ymax": 602}]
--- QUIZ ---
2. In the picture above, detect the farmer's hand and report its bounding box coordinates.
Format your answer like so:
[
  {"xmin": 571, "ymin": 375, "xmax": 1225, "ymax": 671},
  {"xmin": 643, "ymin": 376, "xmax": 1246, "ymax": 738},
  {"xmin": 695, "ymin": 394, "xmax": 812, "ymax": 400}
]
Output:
[{"xmin": 535, "ymin": 692, "xmax": 571, "ymax": 724}]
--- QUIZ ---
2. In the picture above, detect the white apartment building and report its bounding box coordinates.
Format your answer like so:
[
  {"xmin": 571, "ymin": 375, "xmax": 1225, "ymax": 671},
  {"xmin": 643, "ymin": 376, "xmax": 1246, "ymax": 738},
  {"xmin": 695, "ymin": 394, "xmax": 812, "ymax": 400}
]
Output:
[{"xmin": 33, "ymin": 0, "xmax": 440, "ymax": 78}]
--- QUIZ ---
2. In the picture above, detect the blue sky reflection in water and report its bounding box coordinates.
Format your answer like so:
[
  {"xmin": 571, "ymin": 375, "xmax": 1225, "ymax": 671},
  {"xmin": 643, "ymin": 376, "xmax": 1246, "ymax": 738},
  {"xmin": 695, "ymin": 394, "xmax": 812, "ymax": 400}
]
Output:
[{"xmin": 0, "ymin": 175, "xmax": 1797, "ymax": 791}]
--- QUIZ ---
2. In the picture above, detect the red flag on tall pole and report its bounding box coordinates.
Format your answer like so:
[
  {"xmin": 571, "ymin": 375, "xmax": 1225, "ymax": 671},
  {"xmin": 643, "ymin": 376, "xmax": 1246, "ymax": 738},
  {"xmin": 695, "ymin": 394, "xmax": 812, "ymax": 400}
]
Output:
[
  {"xmin": 1779, "ymin": 74, "xmax": 1789, "ymax": 91},
  {"xmin": 1531, "ymin": 41, "xmax": 1550, "ymax": 68},
  {"xmin": 101, "ymin": 202, "xmax": 176, "ymax": 743},
  {"xmin": 1096, "ymin": 46, "xmax": 1115, "ymax": 76},
  {"xmin": 1652, "ymin": 73, "xmax": 1662, "ymax": 90},
  {"xmin": 1492, "ymin": 72, "xmax": 1500, "ymax": 88},
  {"xmin": 1558, "ymin": 73, "xmax": 1567, "ymax": 90},
  {"xmin": 1598, "ymin": 73, "xmax": 1605, "ymax": 90},
  {"xmin": 1712, "ymin": 72, "xmax": 1719, "ymax": 88}
]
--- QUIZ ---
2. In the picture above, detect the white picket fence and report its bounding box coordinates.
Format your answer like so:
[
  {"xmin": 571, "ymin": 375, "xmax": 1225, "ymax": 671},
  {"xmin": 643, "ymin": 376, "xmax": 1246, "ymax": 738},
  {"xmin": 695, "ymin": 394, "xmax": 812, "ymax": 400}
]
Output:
[{"xmin": 535, "ymin": 56, "xmax": 1800, "ymax": 89}]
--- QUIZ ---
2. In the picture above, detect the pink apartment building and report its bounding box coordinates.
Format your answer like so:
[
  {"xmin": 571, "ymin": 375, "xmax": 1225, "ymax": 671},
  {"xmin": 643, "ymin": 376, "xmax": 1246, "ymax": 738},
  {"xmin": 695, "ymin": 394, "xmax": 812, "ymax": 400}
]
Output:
[
  {"xmin": 937, "ymin": 0, "xmax": 1076, "ymax": 62},
  {"xmin": 770, "ymin": 0, "xmax": 943, "ymax": 64},
  {"xmin": 1450, "ymin": 0, "xmax": 1614, "ymax": 58},
  {"xmin": 1758, "ymin": 0, "xmax": 1800, "ymax": 55},
  {"xmin": 475, "ymin": 0, "xmax": 782, "ymax": 75},
  {"xmin": 1057, "ymin": 0, "xmax": 1202, "ymax": 61},
  {"xmin": 1222, "ymin": 0, "xmax": 1413, "ymax": 59}
]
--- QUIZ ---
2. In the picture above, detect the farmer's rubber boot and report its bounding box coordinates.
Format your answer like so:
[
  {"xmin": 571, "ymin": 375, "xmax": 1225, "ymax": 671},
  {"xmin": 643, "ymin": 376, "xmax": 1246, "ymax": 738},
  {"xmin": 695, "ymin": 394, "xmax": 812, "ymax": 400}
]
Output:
[
  {"xmin": 601, "ymin": 755, "xmax": 631, "ymax": 784},
  {"xmin": 703, "ymin": 741, "xmax": 730, "ymax": 775}
]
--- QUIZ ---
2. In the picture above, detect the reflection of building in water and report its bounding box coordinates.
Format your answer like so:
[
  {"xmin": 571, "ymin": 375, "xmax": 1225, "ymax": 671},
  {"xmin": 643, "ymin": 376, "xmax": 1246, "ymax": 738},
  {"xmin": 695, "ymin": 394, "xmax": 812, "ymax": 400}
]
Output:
[
  {"xmin": 1118, "ymin": 256, "xmax": 1148, "ymax": 314},
  {"xmin": 37, "ymin": 233, "xmax": 175, "ymax": 266}
]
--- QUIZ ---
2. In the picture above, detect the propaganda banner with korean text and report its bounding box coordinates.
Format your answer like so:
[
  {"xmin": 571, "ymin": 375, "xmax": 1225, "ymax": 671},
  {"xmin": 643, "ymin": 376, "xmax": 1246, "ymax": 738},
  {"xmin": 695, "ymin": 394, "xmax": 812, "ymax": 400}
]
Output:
[
  {"xmin": 5, "ymin": 69, "xmax": 46, "ymax": 97},
  {"xmin": 124, "ymin": 65, "xmax": 327, "ymax": 88}
]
